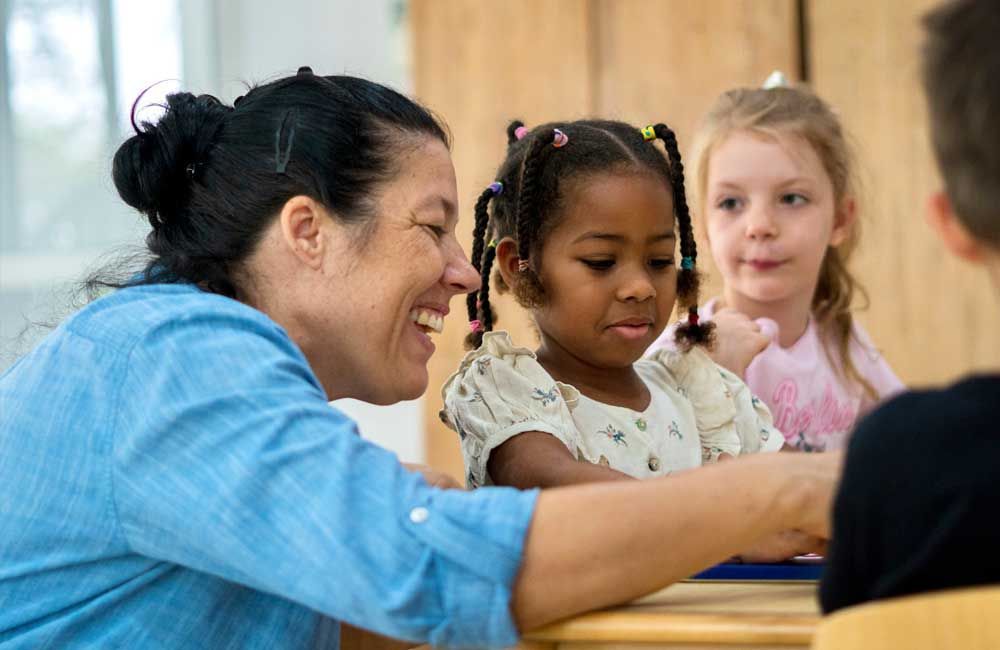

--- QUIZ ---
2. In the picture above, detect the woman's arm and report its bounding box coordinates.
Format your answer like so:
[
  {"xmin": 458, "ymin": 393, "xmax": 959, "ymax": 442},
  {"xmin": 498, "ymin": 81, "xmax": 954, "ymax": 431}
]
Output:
[
  {"xmin": 511, "ymin": 450, "xmax": 839, "ymax": 631},
  {"xmin": 488, "ymin": 432, "xmax": 634, "ymax": 488}
]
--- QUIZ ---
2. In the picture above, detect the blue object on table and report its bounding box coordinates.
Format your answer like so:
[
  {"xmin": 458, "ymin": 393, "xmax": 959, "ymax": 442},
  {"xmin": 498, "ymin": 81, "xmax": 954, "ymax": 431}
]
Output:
[{"xmin": 690, "ymin": 562, "xmax": 824, "ymax": 581}]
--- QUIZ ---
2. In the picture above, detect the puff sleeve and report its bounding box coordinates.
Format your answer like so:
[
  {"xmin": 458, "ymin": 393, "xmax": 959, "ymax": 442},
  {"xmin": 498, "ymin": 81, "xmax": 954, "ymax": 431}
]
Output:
[
  {"xmin": 648, "ymin": 346, "xmax": 783, "ymax": 461},
  {"xmin": 440, "ymin": 331, "xmax": 582, "ymax": 487}
]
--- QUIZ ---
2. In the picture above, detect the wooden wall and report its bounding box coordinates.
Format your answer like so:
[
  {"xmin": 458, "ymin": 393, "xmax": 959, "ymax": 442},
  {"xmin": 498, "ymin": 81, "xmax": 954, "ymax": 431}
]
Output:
[{"xmin": 411, "ymin": 0, "xmax": 1000, "ymax": 480}]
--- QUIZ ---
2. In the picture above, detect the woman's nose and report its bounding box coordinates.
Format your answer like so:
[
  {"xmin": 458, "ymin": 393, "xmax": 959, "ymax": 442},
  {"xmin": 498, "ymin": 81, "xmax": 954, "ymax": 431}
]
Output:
[
  {"xmin": 745, "ymin": 206, "xmax": 778, "ymax": 239},
  {"xmin": 443, "ymin": 240, "xmax": 482, "ymax": 294}
]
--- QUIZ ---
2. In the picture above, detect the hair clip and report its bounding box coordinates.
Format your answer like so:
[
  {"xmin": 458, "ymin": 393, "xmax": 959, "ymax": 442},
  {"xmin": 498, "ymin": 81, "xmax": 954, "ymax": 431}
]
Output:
[
  {"xmin": 469, "ymin": 319, "xmax": 484, "ymax": 333},
  {"xmin": 488, "ymin": 181, "xmax": 503, "ymax": 195},
  {"xmin": 514, "ymin": 126, "xmax": 529, "ymax": 140},
  {"xmin": 552, "ymin": 129, "xmax": 569, "ymax": 148},
  {"xmin": 297, "ymin": 66, "xmax": 314, "ymax": 76},
  {"xmin": 640, "ymin": 125, "xmax": 657, "ymax": 141},
  {"xmin": 680, "ymin": 256, "xmax": 695, "ymax": 270},
  {"xmin": 487, "ymin": 239, "xmax": 497, "ymax": 249},
  {"xmin": 517, "ymin": 259, "xmax": 530, "ymax": 272},
  {"xmin": 762, "ymin": 70, "xmax": 789, "ymax": 89},
  {"xmin": 185, "ymin": 162, "xmax": 203, "ymax": 181},
  {"xmin": 274, "ymin": 108, "xmax": 298, "ymax": 174}
]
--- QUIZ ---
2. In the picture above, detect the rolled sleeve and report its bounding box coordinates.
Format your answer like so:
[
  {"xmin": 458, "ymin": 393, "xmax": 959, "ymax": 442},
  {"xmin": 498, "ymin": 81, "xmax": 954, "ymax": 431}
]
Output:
[{"xmin": 110, "ymin": 298, "xmax": 538, "ymax": 648}]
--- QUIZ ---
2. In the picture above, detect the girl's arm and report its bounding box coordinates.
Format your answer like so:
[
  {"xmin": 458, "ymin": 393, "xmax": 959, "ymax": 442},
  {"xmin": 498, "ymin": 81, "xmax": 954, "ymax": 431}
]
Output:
[
  {"xmin": 488, "ymin": 431, "xmax": 634, "ymax": 488},
  {"xmin": 511, "ymin": 450, "xmax": 839, "ymax": 631}
]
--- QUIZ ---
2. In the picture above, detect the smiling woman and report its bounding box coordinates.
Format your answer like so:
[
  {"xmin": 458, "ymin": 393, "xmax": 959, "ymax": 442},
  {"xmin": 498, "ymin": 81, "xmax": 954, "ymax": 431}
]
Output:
[{"xmin": 0, "ymin": 70, "xmax": 841, "ymax": 649}]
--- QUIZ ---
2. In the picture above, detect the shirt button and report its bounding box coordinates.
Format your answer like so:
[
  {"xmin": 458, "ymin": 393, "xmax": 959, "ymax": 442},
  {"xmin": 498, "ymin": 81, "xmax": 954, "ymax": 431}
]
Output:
[
  {"xmin": 409, "ymin": 507, "xmax": 430, "ymax": 524},
  {"xmin": 648, "ymin": 456, "xmax": 661, "ymax": 472}
]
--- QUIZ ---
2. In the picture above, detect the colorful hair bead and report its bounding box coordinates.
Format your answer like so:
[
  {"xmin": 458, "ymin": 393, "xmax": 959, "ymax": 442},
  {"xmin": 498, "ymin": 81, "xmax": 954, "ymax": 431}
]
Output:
[
  {"xmin": 552, "ymin": 128, "xmax": 569, "ymax": 148},
  {"xmin": 487, "ymin": 239, "xmax": 497, "ymax": 249},
  {"xmin": 517, "ymin": 259, "xmax": 530, "ymax": 272},
  {"xmin": 488, "ymin": 181, "xmax": 503, "ymax": 195},
  {"xmin": 469, "ymin": 319, "xmax": 484, "ymax": 333},
  {"xmin": 641, "ymin": 125, "xmax": 656, "ymax": 141},
  {"xmin": 688, "ymin": 310, "xmax": 700, "ymax": 326},
  {"xmin": 514, "ymin": 126, "xmax": 529, "ymax": 140},
  {"xmin": 681, "ymin": 256, "xmax": 695, "ymax": 270}
]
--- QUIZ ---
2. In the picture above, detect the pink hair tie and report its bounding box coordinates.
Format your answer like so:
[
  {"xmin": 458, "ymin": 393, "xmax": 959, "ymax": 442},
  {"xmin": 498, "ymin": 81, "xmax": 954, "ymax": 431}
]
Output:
[
  {"xmin": 517, "ymin": 259, "xmax": 530, "ymax": 272},
  {"xmin": 469, "ymin": 320, "xmax": 484, "ymax": 333},
  {"xmin": 552, "ymin": 128, "xmax": 569, "ymax": 148},
  {"xmin": 514, "ymin": 126, "xmax": 528, "ymax": 140}
]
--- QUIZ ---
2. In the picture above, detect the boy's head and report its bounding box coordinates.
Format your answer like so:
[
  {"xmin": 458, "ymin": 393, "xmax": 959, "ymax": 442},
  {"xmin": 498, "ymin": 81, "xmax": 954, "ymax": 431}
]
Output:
[{"xmin": 923, "ymin": 0, "xmax": 1000, "ymax": 260}]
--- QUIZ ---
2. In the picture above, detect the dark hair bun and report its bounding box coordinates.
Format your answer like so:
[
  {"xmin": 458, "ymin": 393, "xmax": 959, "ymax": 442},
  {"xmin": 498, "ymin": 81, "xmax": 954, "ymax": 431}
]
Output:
[{"xmin": 112, "ymin": 92, "xmax": 230, "ymax": 228}]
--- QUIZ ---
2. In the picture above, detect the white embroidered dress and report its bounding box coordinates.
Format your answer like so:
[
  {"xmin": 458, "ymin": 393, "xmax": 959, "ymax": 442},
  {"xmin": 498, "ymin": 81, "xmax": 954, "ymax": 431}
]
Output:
[{"xmin": 441, "ymin": 331, "xmax": 783, "ymax": 488}]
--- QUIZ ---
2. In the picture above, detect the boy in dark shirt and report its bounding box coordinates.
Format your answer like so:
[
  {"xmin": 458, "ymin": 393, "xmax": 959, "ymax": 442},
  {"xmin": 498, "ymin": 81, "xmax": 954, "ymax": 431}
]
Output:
[{"xmin": 820, "ymin": 0, "xmax": 1000, "ymax": 613}]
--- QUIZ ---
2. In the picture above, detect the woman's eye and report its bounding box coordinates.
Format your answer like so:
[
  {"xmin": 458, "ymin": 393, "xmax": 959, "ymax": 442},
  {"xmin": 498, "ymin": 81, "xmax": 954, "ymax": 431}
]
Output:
[
  {"xmin": 582, "ymin": 259, "xmax": 615, "ymax": 271},
  {"xmin": 780, "ymin": 193, "xmax": 808, "ymax": 206},
  {"xmin": 649, "ymin": 258, "xmax": 675, "ymax": 270},
  {"xmin": 424, "ymin": 224, "xmax": 447, "ymax": 238},
  {"xmin": 717, "ymin": 197, "xmax": 742, "ymax": 211}
]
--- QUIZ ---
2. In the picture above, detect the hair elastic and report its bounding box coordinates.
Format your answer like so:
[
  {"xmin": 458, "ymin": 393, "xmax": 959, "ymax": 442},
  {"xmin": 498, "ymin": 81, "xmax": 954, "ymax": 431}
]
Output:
[
  {"xmin": 552, "ymin": 129, "xmax": 569, "ymax": 148},
  {"xmin": 488, "ymin": 181, "xmax": 503, "ymax": 195},
  {"xmin": 185, "ymin": 162, "xmax": 202, "ymax": 180},
  {"xmin": 517, "ymin": 259, "xmax": 530, "ymax": 272},
  {"xmin": 680, "ymin": 256, "xmax": 695, "ymax": 270},
  {"xmin": 640, "ymin": 125, "xmax": 656, "ymax": 141},
  {"xmin": 762, "ymin": 70, "xmax": 789, "ymax": 89},
  {"xmin": 688, "ymin": 310, "xmax": 700, "ymax": 326},
  {"xmin": 514, "ymin": 126, "xmax": 529, "ymax": 140},
  {"xmin": 469, "ymin": 319, "xmax": 484, "ymax": 333}
]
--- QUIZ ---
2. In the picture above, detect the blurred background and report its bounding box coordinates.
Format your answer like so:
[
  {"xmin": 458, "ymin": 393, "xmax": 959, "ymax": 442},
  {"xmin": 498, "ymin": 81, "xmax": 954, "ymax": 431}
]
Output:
[{"xmin": 3, "ymin": 0, "xmax": 998, "ymax": 479}]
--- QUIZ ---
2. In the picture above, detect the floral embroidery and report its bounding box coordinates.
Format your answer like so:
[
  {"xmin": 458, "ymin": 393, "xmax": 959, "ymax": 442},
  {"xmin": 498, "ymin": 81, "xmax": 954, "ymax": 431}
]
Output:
[
  {"xmin": 599, "ymin": 425, "xmax": 628, "ymax": 446},
  {"xmin": 751, "ymin": 396, "xmax": 762, "ymax": 408},
  {"xmin": 532, "ymin": 387, "xmax": 559, "ymax": 407},
  {"xmin": 467, "ymin": 390, "xmax": 484, "ymax": 403},
  {"xmin": 668, "ymin": 420, "xmax": 682, "ymax": 439},
  {"xmin": 635, "ymin": 417, "xmax": 647, "ymax": 432},
  {"xmin": 760, "ymin": 427, "xmax": 770, "ymax": 442},
  {"xmin": 598, "ymin": 455, "xmax": 611, "ymax": 467},
  {"xmin": 794, "ymin": 431, "xmax": 824, "ymax": 453},
  {"xmin": 475, "ymin": 357, "xmax": 491, "ymax": 375}
]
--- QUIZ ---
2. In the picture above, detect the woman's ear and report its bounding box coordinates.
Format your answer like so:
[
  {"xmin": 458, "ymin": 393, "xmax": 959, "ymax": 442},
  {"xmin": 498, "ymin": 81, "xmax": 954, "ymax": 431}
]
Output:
[
  {"xmin": 278, "ymin": 195, "xmax": 328, "ymax": 270},
  {"xmin": 926, "ymin": 191, "xmax": 987, "ymax": 264},
  {"xmin": 829, "ymin": 196, "xmax": 858, "ymax": 247},
  {"xmin": 495, "ymin": 237, "xmax": 522, "ymax": 291}
]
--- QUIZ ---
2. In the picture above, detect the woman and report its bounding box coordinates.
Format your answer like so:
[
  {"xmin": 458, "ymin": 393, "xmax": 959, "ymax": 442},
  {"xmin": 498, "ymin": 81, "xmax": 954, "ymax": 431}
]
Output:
[{"xmin": 0, "ymin": 68, "xmax": 837, "ymax": 648}]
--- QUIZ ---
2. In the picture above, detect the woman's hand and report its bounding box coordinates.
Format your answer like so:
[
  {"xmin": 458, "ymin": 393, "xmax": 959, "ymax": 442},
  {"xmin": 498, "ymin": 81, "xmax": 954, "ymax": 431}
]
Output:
[
  {"xmin": 737, "ymin": 530, "xmax": 827, "ymax": 563},
  {"xmin": 403, "ymin": 463, "xmax": 463, "ymax": 489},
  {"xmin": 706, "ymin": 308, "xmax": 770, "ymax": 377}
]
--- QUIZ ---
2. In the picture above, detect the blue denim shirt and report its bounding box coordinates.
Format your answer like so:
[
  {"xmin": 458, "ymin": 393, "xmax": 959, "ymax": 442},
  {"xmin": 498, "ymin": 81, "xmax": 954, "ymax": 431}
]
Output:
[{"xmin": 0, "ymin": 283, "xmax": 538, "ymax": 649}]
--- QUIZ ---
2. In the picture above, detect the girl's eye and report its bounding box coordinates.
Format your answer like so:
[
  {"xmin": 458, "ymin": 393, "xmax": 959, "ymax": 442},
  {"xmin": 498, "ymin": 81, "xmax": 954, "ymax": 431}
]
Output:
[
  {"xmin": 582, "ymin": 259, "xmax": 615, "ymax": 271},
  {"xmin": 780, "ymin": 193, "xmax": 808, "ymax": 206},
  {"xmin": 649, "ymin": 258, "xmax": 675, "ymax": 270},
  {"xmin": 717, "ymin": 197, "xmax": 742, "ymax": 211}
]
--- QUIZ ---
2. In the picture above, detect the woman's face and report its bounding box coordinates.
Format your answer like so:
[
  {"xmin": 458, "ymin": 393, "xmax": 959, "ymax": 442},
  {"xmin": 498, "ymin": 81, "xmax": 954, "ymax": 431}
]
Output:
[{"xmin": 302, "ymin": 137, "xmax": 479, "ymax": 404}]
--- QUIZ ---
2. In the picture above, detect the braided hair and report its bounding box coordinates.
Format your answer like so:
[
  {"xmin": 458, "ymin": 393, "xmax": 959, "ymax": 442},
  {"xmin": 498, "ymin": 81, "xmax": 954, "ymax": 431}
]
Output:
[{"xmin": 464, "ymin": 119, "xmax": 714, "ymax": 350}]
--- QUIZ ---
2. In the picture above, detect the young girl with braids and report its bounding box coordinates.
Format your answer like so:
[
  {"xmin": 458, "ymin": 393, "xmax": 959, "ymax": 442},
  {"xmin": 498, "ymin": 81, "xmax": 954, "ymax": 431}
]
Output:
[
  {"xmin": 441, "ymin": 120, "xmax": 784, "ymax": 490},
  {"xmin": 649, "ymin": 79, "xmax": 903, "ymax": 452}
]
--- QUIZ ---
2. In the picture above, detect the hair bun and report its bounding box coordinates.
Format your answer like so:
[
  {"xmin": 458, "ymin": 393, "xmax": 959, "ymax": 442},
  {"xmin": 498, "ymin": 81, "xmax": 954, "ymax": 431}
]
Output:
[{"xmin": 112, "ymin": 91, "xmax": 230, "ymax": 228}]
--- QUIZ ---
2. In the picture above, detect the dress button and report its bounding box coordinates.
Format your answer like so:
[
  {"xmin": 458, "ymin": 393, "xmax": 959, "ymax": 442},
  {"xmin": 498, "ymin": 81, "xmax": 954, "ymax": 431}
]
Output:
[
  {"xmin": 409, "ymin": 507, "xmax": 430, "ymax": 524},
  {"xmin": 648, "ymin": 456, "xmax": 661, "ymax": 472}
]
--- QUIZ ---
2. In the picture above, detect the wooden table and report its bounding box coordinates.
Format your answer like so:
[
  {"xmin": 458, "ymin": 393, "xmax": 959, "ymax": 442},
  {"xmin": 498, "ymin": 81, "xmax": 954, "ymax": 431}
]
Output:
[{"xmin": 519, "ymin": 581, "xmax": 821, "ymax": 650}]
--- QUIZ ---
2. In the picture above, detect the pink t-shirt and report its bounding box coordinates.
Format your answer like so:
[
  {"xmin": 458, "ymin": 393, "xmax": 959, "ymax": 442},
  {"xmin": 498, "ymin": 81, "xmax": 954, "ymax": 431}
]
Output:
[{"xmin": 649, "ymin": 299, "xmax": 904, "ymax": 451}]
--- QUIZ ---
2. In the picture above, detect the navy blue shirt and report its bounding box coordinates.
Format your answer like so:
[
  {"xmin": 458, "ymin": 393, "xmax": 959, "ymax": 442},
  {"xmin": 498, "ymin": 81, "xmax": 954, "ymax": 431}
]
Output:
[{"xmin": 821, "ymin": 375, "xmax": 1000, "ymax": 612}]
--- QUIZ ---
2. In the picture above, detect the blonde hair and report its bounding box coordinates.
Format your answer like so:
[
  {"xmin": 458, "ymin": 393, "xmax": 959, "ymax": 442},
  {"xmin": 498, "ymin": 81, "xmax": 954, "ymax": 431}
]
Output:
[{"xmin": 692, "ymin": 86, "xmax": 877, "ymax": 399}]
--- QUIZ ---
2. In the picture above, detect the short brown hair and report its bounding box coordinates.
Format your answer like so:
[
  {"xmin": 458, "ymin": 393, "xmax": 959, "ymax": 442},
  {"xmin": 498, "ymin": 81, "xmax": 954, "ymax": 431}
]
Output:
[{"xmin": 922, "ymin": 0, "xmax": 1000, "ymax": 247}]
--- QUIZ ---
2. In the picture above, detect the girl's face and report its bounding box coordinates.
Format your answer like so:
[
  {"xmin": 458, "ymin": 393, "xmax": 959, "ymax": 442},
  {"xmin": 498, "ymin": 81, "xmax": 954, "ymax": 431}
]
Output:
[
  {"xmin": 704, "ymin": 130, "xmax": 852, "ymax": 308},
  {"xmin": 532, "ymin": 172, "xmax": 678, "ymax": 368}
]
